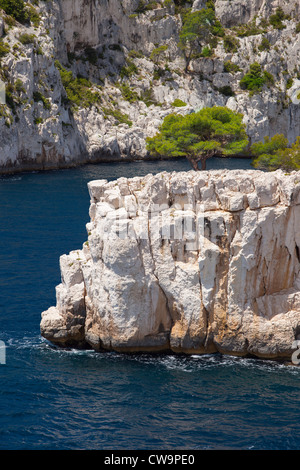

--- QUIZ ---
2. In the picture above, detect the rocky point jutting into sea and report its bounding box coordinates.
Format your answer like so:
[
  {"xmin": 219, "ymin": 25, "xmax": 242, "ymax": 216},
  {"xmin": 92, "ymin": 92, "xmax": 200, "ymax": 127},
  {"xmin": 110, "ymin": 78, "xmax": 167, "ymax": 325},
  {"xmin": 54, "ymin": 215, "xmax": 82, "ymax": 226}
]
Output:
[
  {"xmin": 0, "ymin": 0, "xmax": 300, "ymax": 173},
  {"xmin": 41, "ymin": 169, "xmax": 300, "ymax": 359},
  {"xmin": 1, "ymin": 0, "xmax": 300, "ymax": 358}
]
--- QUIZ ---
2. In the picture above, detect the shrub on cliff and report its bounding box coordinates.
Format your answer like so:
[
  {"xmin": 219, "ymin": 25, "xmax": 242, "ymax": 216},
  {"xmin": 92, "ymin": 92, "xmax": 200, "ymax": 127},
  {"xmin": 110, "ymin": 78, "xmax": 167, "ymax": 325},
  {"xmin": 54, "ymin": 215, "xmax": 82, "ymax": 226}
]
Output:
[
  {"xmin": 0, "ymin": 39, "xmax": 9, "ymax": 58},
  {"xmin": 223, "ymin": 35, "xmax": 239, "ymax": 53},
  {"xmin": 269, "ymin": 7, "xmax": 289, "ymax": 30},
  {"xmin": 251, "ymin": 134, "xmax": 300, "ymax": 171},
  {"xmin": 146, "ymin": 106, "xmax": 249, "ymax": 170},
  {"xmin": 240, "ymin": 62, "xmax": 274, "ymax": 94},
  {"xmin": 54, "ymin": 61, "xmax": 102, "ymax": 109}
]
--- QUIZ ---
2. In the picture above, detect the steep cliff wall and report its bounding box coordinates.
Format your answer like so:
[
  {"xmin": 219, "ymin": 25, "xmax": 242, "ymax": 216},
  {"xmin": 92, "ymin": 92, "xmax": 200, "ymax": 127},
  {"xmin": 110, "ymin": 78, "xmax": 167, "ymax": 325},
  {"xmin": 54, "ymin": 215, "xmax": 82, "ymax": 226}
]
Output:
[
  {"xmin": 0, "ymin": 0, "xmax": 300, "ymax": 173},
  {"xmin": 41, "ymin": 169, "xmax": 300, "ymax": 359}
]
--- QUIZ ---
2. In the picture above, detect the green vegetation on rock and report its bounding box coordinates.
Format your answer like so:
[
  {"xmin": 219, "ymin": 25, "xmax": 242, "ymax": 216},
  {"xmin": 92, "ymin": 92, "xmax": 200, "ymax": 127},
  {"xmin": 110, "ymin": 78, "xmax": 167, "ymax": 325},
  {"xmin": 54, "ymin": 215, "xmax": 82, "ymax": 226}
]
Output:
[
  {"xmin": 120, "ymin": 59, "xmax": 139, "ymax": 79},
  {"xmin": 102, "ymin": 107, "xmax": 132, "ymax": 127},
  {"xmin": 258, "ymin": 37, "xmax": 271, "ymax": 52},
  {"xmin": 223, "ymin": 35, "xmax": 239, "ymax": 53},
  {"xmin": 54, "ymin": 61, "xmax": 101, "ymax": 109},
  {"xmin": 269, "ymin": 7, "xmax": 289, "ymax": 30},
  {"xmin": 150, "ymin": 45, "xmax": 168, "ymax": 63},
  {"xmin": 224, "ymin": 61, "xmax": 241, "ymax": 74},
  {"xmin": 171, "ymin": 98, "xmax": 187, "ymax": 107},
  {"xmin": 135, "ymin": 1, "xmax": 159, "ymax": 14},
  {"xmin": 33, "ymin": 91, "xmax": 51, "ymax": 110},
  {"xmin": 0, "ymin": 0, "xmax": 28, "ymax": 24},
  {"xmin": 118, "ymin": 84, "xmax": 139, "ymax": 103},
  {"xmin": 240, "ymin": 62, "xmax": 274, "ymax": 94},
  {"xmin": 18, "ymin": 33, "xmax": 36, "ymax": 45},
  {"xmin": 233, "ymin": 19, "xmax": 268, "ymax": 38},
  {"xmin": 0, "ymin": 0, "xmax": 40, "ymax": 26},
  {"xmin": 251, "ymin": 134, "xmax": 300, "ymax": 171},
  {"xmin": 0, "ymin": 39, "xmax": 10, "ymax": 58}
]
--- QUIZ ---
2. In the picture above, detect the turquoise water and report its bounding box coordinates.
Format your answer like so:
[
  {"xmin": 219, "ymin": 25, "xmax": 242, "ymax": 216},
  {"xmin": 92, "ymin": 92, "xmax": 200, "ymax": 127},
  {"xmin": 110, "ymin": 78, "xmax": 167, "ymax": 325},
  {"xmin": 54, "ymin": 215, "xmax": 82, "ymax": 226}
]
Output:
[{"xmin": 1, "ymin": 157, "xmax": 300, "ymax": 450}]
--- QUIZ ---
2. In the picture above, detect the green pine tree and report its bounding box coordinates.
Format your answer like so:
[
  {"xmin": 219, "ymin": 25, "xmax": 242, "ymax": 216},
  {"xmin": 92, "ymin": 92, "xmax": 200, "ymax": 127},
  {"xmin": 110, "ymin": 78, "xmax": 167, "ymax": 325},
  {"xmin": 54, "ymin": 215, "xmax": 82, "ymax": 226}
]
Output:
[{"xmin": 146, "ymin": 106, "xmax": 249, "ymax": 170}]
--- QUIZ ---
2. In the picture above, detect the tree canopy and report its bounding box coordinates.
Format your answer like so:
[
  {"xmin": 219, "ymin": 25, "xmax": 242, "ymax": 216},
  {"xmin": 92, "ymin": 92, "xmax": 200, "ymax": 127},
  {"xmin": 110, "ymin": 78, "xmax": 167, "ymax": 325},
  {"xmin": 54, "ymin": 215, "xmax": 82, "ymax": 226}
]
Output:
[
  {"xmin": 240, "ymin": 62, "xmax": 274, "ymax": 94},
  {"xmin": 146, "ymin": 106, "xmax": 249, "ymax": 170},
  {"xmin": 251, "ymin": 134, "xmax": 300, "ymax": 171}
]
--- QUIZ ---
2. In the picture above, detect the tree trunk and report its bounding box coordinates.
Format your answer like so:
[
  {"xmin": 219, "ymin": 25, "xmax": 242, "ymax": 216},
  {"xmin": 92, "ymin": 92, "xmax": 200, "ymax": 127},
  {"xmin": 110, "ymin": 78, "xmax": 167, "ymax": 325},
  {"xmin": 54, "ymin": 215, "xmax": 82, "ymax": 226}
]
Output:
[
  {"xmin": 200, "ymin": 158, "xmax": 207, "ymax": 170},
  {"xmin": 183, "ymin": 46, "xmax": 194, "ymax": 73},
  {"xmin": 186, "ymin": 155, "xmax": 210, "ymax": 171}
]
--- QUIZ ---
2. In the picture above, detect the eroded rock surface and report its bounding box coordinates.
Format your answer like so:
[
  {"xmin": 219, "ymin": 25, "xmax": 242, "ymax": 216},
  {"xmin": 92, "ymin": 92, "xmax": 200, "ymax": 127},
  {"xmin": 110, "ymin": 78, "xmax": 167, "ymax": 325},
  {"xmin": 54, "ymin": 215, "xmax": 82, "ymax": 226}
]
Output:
[{"xmin": 41, "ymin": 169, "xmax": 300, "ymax": 359}]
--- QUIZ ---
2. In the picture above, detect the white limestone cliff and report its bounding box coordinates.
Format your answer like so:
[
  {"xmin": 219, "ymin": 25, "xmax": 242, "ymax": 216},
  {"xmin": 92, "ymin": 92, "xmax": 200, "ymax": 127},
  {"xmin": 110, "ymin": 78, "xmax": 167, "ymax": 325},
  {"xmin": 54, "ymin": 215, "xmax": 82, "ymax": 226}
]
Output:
[
  {"xmin": 41, "ymin": 169, "xmax": 300, "ymax": 359},
  {"xmin": 1, "ymin": 0, "xmax": 300, "ymax": 173}
]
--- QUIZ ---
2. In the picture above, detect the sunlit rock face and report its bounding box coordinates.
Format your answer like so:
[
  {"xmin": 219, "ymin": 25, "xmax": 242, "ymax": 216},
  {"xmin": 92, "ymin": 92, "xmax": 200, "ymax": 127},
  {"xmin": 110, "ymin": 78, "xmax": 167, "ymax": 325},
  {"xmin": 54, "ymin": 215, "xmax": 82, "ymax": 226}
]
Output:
[
  {"xmin": 1, "ymin": 0, "xmax": 300, "ymax": 174},
  {"xmin": 41, "ymin": 169, "xmax": 300, "ymax": 359}
]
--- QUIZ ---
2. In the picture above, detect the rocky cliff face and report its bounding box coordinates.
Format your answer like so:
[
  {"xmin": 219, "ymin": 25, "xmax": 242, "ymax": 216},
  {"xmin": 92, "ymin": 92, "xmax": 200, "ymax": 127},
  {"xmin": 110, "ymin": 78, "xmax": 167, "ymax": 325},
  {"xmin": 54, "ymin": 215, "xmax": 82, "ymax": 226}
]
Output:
[
  {"xmin": 41, "ymin": 169, "xmax": 300, "ymax": 359},
  {"xmin": 0, "ymin": 0, "xmax": 300, "ymax": 173}
]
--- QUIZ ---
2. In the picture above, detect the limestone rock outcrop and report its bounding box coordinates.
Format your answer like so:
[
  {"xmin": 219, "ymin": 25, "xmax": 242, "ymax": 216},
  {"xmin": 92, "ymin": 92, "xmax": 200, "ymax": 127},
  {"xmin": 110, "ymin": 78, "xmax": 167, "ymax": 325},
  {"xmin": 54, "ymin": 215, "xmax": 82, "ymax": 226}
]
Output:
[
  {"xmin": 1, "ymin": 0, "xmax": 300, "ymax": 173},
  {"xmin": 41, "ymin": 169, "xmax": 300, "ymax": 359}
]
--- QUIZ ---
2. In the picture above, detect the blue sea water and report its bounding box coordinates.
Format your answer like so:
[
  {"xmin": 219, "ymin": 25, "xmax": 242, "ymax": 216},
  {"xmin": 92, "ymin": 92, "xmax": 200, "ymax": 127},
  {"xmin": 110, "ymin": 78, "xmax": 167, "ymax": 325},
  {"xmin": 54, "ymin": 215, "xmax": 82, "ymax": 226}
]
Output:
[{"xmin": 1, "ymin": 157, "xmax": 300, "ymax": 451}]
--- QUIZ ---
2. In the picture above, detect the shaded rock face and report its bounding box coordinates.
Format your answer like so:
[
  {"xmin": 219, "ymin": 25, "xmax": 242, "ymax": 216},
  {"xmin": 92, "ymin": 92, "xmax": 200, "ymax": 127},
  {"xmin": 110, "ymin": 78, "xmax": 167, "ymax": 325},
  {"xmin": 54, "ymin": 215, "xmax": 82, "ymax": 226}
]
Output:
[{"xmin": 41, "ymin": 169, "xmax": 300, "ymax": 359}]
